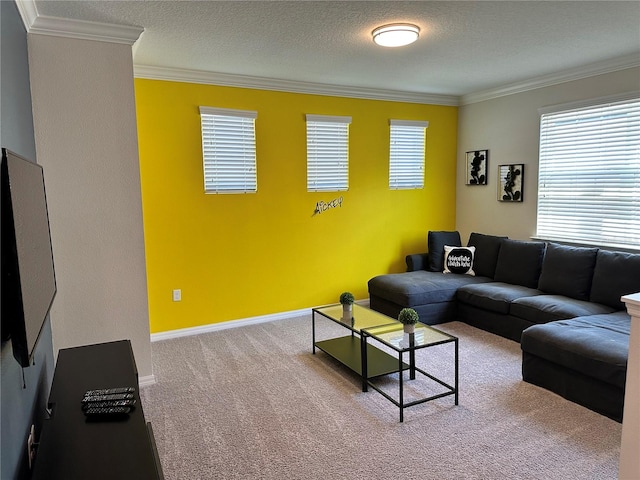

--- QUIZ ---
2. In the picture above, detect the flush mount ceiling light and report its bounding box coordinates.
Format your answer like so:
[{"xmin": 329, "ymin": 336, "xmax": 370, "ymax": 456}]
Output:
[{"xmin": 372, "ymin": 23, "xmax": 420, "ymax": 47}]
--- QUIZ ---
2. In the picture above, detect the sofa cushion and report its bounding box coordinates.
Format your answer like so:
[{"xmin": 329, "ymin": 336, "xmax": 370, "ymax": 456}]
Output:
[
  {"xmin": 521, "ymin": 311, "xmax": 630, "ymax": 388},
  {"xmin": 493, "ymin": 239, "xmax": 546, "ymax": 288},
  {"xmin": 368, "ymin": 271, "xmax": 492, "ymax": 307},
  {"xmin": 467, "ymin": 232, "xmax": 507, "ymax": 278},
  {"xmin": 443, "ymin": 245, "xmax": 475, "ymax": 275},
  {"xmin": 590, "ymin": 249, "xmax": 640, "ymax": 310},
  {"xmin": 427, "ymin": 231, "xmax": 461, "ymax": 272},
  {"xmin": 510, "ymin": 294, "xmax": 615, "ymax": 324},
  {"xmin": 457, "ymin": 282, "xmax": 542, "ymax": 314},
  {"xmin": 537, "ymin": 243, "xmax": 598, "ymax": 301}
]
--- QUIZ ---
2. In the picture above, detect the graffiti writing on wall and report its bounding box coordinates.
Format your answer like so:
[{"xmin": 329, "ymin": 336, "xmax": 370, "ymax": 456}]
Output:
[{"xmin": 313, "ymin": 196, "xmax": 343, "ymax": 216}]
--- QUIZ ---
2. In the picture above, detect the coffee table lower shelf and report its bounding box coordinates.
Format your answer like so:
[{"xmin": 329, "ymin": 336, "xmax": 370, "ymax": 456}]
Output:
[{"xmin": 314, "ymin": 336, "xmax": 408, "ymax": 378}]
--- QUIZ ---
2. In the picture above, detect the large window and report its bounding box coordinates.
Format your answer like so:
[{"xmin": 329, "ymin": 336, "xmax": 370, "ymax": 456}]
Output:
[
  {"xmin": 306, "ymin": 115, "xmax": 351, "ymax": 192},
  {"xmin": 537, "ymin": 96, "xmax": 640, "ymax": 249},
  {"xmin": 200, "ymin": 106, "xmax": 257, "ymax": 193},
  {"xmin": 389, "ymin": 120, "xmax": 429, "ymax": 189}
]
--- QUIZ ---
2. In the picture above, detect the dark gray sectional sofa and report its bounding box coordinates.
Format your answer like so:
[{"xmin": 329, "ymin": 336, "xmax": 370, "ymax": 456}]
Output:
[{"xmin": 368, "ymin": 232, "xmax": 640, "ymax": 421}]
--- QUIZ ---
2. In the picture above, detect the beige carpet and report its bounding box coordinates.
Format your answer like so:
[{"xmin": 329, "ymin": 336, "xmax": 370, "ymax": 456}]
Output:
[{"xmin": 140, "ymin": 317, "xmax": 621, "ymax": 479}]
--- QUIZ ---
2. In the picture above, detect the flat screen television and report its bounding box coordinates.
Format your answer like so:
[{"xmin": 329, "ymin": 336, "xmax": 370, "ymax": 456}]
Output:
[{"xmin": 1, "ymin": 147, "xmax": 57, "ymax": 367}]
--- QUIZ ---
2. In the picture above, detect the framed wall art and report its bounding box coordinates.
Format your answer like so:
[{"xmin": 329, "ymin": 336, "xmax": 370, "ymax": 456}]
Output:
[
  {"xmin": 466, "ymin": 150, "xmax": 488, "ymax": 185},
  {"xmin": 498, "ymin": 164, "xmax": 524, "ymax": 202}
]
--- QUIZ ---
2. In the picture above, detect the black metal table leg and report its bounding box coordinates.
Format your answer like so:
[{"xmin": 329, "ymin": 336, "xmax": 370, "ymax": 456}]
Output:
[
  {"xmin": 361, "ymin": 332, "xmax": 369, "ymax": 392},
  {"xmin": 399, "ymin": 352, "xmax": 404, "ymax": 422},
  {"xmin": 409, "ymin": 333, "xmax": 416, "ymax": 380},
  {"xmin": 312, "ymin": 310, "xmax": 316, "ymax": 354},
  {"xmin": 455, "ymin": 337, "xmax": 459, "ymax": 405}
]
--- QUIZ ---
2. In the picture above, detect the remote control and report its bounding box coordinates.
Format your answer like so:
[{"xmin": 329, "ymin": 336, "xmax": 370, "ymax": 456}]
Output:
[
  {"xmin": 81, "ymin": 399, "xmax": 136, "ymax": 410},
  {"xmin": 82, "ymin": 393, "xmax": 134, "ymax": 403},
  {"xmin": 84, "ymin": 387, "xmax": 134, "ymax": 396},
  {"xmin": 84, "ymin": 406, "xmax": 131, "ymax": 417}
]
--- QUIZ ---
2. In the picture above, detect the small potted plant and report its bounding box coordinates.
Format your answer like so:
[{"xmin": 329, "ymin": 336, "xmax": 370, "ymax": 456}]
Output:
[
  {"xmin": 340, "ymin": 291, "xmax": 355, "ymax": 320},
  {"xmin": 398, "ymin": 307, "xmax": 419, "ymax": 334}
]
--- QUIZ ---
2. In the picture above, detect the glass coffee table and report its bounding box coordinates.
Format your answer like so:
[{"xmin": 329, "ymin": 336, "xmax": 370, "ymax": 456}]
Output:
[
  {"xmin": 312, "ymin": 304, "xmax": 458, "ymax": 422},
  {"xmin": 312, "ymin": 304, "xmax": 408, "ymax": 381},
  {"xmin": 362, "ymin": 322, "xmax": 458, "ymax": 422}
]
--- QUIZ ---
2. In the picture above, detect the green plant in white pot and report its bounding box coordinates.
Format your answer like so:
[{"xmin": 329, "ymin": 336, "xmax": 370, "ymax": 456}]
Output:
[
  {"xmin": 398, "ymin": 308, "xmax": 419, "ymax": 334},
  {"xmin": 340, "ymin": 292, "xmax": 355, "ymax": 320}
]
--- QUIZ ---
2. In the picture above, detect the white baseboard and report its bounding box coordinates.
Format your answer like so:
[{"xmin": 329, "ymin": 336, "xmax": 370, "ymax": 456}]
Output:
[
  {"xmin": 150, "ymin": 299, "xmax": 370, "ymax": 342},
  {"xmin": 139, "ymin": 374, "xmax": 157, "ymax": 387},
  {"xmin": 150, "ymin": 307, "xmax": 310, "ymax": 342}
]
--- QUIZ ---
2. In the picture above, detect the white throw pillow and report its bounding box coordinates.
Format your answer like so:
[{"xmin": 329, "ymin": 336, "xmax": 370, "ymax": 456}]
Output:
[{"xmin": 443, "ymin": 245, "xmax": 476, "ymax": 276}]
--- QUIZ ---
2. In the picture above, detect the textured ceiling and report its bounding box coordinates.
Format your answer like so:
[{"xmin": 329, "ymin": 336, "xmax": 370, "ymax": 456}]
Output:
[{"xmin": 32, "ymin": 1, "xmax": 640, "ymax": 97}]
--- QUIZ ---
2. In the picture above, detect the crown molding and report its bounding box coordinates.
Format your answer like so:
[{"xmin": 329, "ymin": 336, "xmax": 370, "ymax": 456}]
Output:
[
  {"xmin": 133, "ymin": 65, "xmax": 460, "ymax": 106},
  {"xmin": 14, "ymin": 0, "xmax": 38, "ymax": 31},
  {"xmin": 29, "ymin": 15, "xmax": 143, "ymax": 45},
  {"xmin": 461, "ymin": 53, "xmax": 640, "ymax": 105},
  {"xmin": 135, "ymin": 54, "xmax": 640, "ymax": 107},
  {"xmin": 15, "ymin": 0, "xmax": 143, "ymax": 45}
]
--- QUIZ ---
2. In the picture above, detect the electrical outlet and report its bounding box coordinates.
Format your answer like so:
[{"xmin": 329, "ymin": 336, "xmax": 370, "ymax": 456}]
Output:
[
  {"xmin": 172, "ymin": 289, "xmax": 181, "ymax": 302},
  {"xmin": 27, "ymin": 424, "xmax": 36, "ymax": 469}
]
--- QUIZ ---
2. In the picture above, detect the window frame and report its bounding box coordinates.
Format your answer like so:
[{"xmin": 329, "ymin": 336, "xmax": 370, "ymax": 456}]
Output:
[
  {"xmin": 306, "ymin": 114, "xmax": 351, "ymax": 192},
  {"xmin": 200, "ymin": 106, "xmax": 258, "ymax": 194},
  {"xmin": 535, "ymin": 93, "xmax": 640, "ymax": 250},
  {"xmin": 389, "ymin": 119, "xmax": 429, "ymax": 190}
]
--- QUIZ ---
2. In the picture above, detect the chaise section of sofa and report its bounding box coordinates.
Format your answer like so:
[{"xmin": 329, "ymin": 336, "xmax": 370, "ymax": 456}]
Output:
[
  {"xmin": 368, "ymin": 231, "xmax": 502, "ymax": 324},
  {"xmin": 520, "ymin": 248, "xmax": 640, "ymax": 421},
  {"xmin": 369, "ymin": 270, "xmax": 492, "ymax": 324},
  {"xmin": 521, "ymin": 311, "xmax": 630, "ymax": 421}
]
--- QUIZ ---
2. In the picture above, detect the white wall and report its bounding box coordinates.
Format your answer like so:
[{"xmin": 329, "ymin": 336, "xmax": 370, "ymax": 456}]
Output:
[
  {"xmin": 27, "ymin": 35, "xmax": 153, "ymax": 378},
  {"xmin": 620, "ymin": 293, "xmax": 640, "ymax": 479},
  {"xmin": 456, "ymin": 67, "xmax": 640, "ymax": 242}
]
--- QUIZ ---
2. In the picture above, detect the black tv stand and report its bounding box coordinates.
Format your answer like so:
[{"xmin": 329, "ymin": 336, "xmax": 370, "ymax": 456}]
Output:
[{"xmin": 32, "ymin": 340, "xmax": 164, "ymax": 479}]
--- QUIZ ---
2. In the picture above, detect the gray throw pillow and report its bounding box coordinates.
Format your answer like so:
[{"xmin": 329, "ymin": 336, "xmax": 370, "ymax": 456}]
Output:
[
  {"xmin": 467, "ymin": 232, "xmax": 507, "ymax": 278},
  {"xmin": 493, "ymin": 239, "xmax": 546, "ymax": 288},
  {"xmin": 427, "ymin": 231, "xmax": 461, "ymax": 272},
  {"xmin": 590, "ymin": 250, "xmax": 640, "ymax": 310},
  {"xmin": 537, "ymin": 243, "xmax": 598, "ymax": 300}
]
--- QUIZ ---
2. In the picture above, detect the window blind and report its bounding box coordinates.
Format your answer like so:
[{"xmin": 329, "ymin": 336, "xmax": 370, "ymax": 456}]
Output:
[
  {"xmin": 537, "ymin": 97, "xmax": 640, "ymax": 249},
  {"xmin": 389, "ymin": 120, "xmax": 428, "ymax": 190},
  {"xmin": 200, "ymin": 106, "xmax": 257, "ymax": 193},
  {"xmin": 306, "ymin": 114, "xmax": 351, "ymax": 192}
]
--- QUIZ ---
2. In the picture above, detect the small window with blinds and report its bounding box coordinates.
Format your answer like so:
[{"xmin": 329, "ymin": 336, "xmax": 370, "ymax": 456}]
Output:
[
  {"xmin": 389, "ymin": 120, "xmax": 429, "ymax": 189},
  {"xmin": 200, "ymin": 106, "xmax": 257, "ymax": 193},
  {"xmin": 537, "ymin": 96, "xmax": 640, "ymax": 249},
  {"xmin": 306, "ymin": 115, "xmax": 351, "ymax": 192}
]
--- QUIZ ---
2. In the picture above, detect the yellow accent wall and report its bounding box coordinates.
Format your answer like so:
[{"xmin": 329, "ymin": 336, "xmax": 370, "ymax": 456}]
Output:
[{"xmin": 134, "ymin": 79, "xmax": 458, "ymax": 333}]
